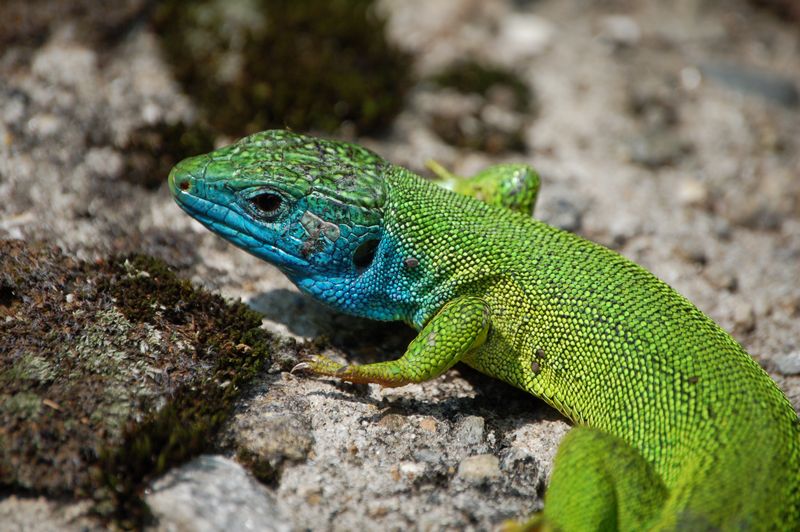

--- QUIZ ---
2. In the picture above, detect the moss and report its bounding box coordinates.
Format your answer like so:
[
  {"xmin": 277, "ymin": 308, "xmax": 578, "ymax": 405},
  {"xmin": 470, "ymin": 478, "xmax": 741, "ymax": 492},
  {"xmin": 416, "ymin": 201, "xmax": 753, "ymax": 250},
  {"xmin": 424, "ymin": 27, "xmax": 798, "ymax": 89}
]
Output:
[
  {"xmin": 152, "ymin": 0, "xmax": 412, "ymax": 136},
  {"xmin": 93, "ymin": 255, "xmax": 278, "ymax": 527},
  {"xmin": 427, "ymin": 60, "xmax": 536, "ymax": 153},
  {"xmin": 100, "ymin": 255, "xmax": 200, "ymax": 324},
  {"xmin": 431, "ymin": 61, "xmax": 534, "ymax": 114},
  {"xmin": 236, "ymin": 447, "xmax": 278, "ymax": 485},
  {"xmin": 1, "ymin": 353, "xmax": 57, "ymax": 385},
  {"xmin": 122, "ymin": 121, "xmax": 216, "ymax": 190},
  {"xmin": 2, "ymin": 392, "xmax": 42, "ymax": 419},
  {"xmin": 0, "ymin": 241, "xmax": 287, "ymax": 528}
]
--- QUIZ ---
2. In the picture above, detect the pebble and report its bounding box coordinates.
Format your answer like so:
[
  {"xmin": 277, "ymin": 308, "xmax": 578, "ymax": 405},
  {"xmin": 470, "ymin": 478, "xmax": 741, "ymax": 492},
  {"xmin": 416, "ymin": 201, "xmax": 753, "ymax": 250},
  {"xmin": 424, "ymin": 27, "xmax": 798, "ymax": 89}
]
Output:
[
  {"xmin": 600, "ymin": 15, "xmax": 641, "ymax": 46},
  {"xmin": 146, "ymin": 455, "xmax": 291, "ymax": 532},
  {"xmin": 701, "ymin": 62, "xmax": 799, "ymax": 107},
  {"xmin": 496, "ymin": 14, "xmax": 554, "ymax": 61},
  {"xmin": 545, "ymin": 197, "xmax": 584, "ymax": 232},
  {"xmin": 457, "ymin": 454, "xmax": 501, "ymax": 481},
  {"xmin": 455, "ymin": 415, "xmax": 485, "ymax": 446},
  {"xmin": 230, "ymin": 412, "xmax": 313, "ymax": 465},
  {"xmin": 775, "ymin": 351, "xmax": 800, "ymax": 376},
  {"xmin": 677, "ymin": 178, "xmax": 709, "ymax": 207},
  {"xmin": 731, "ymin": 301, "xmax": 756, "ymax": 334}
]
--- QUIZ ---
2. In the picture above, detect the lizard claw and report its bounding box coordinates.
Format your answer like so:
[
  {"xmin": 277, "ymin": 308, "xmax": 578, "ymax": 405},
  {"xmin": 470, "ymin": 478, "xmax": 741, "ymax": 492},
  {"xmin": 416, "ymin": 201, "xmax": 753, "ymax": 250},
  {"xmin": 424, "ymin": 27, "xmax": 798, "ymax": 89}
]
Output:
[
  {"xmin": 290, "ymin": 362, "xmax": 311, "ymax": 374},
  {"xmin": 290, "ymin": 354, "xmax": 346, "ymax": 377}
]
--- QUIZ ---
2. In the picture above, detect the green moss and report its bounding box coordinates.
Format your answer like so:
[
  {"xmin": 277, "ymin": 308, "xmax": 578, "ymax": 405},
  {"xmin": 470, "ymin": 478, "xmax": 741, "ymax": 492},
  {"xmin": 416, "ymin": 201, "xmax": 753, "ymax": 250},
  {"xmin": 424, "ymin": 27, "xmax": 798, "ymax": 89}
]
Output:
[
  {"xmin": 103, "ymin": 256, "xmax": 199, "ymax": 324},
  {"xmin": 152, "ymin": 0, "xmax": 412, "ymax": 136},
  {"xmin": 430, "ymin": 61, "xmax": 533, "ymax": 113},
  {"xmin": 0, "ymin": 242, "xmax": 284, "ymax": 528},
  {"xmin": 2, "ymin": 392, "xmax": 42, "ymax": 419},
  {"xmin": 1, "ymin": 353, "xmax": 56, "ymax": 385},
  {"xmin": 426, "ymin": 61, "xmax": 536, "ymax": 153},
  {"xmin": 122, "ymin": 121, "xmax": 216, "ymax": 190},
  {"xmin": 94, "ymin": 255, "xmax": 278, "ymax": 527}
]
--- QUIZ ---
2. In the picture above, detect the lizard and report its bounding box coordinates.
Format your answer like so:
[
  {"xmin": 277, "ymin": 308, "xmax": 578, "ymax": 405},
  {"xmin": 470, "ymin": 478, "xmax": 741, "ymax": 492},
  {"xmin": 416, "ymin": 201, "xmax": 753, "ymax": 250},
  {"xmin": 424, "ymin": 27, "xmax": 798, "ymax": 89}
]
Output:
[{"xmin": 167, "ymin": 129, "xmax": 800, "ymax": 531}]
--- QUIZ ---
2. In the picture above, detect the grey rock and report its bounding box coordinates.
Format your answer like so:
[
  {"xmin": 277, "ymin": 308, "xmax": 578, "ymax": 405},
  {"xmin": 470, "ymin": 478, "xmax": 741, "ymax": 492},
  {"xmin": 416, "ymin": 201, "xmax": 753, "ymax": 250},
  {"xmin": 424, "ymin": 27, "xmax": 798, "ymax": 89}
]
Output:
[
  {"xmin": 629, "ymin": 131, "xmax": 686, "ymax": 169},
  {"xmin": 0, "ymin": 496, "xmax": 99, "ymax": 532},
  {"xmin": 229, "ymin": 411, "xmax": 314, "ymax": 467},
  {"xmin": 776, "ymin": 351, "xmax": 800, "ymax": 376},
  {"xmin": 454, "ymin": 415, "xmax": 486, "ymax": 446},
  {"xmin": 701, "ymin": 63, "xmax": 799, "ymax": 107},
  {"xmin": 731, "ymin": 302, "xmax": 757, "ymax": 335},
  {"xmin": 545, "ymin": 197, "xmax": 585, "ymax": 232},
  {"xmin": 145, "ymin": 455, "xmax": 290, "ymax": 532},
  {"xmin": 456, "ymin": 454, "xmax": 501, "ymax": 481}
]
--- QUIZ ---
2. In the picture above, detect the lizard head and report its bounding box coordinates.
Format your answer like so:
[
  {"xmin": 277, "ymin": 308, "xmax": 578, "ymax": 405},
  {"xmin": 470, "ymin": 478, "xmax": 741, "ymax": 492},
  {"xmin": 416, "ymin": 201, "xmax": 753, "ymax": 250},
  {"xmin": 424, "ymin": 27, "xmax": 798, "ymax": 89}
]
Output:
[{"xmin": 168, "ymin": 130, "xmax": 390, "ymax": 285}]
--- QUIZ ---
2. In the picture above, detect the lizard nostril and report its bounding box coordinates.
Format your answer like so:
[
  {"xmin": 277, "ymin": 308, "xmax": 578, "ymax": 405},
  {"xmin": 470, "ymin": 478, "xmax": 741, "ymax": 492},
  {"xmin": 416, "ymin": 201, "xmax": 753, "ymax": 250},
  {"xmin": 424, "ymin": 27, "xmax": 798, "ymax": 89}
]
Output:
[{"xmin": 178, "ymin": 180, "xmax": 190, "ymax": 191}]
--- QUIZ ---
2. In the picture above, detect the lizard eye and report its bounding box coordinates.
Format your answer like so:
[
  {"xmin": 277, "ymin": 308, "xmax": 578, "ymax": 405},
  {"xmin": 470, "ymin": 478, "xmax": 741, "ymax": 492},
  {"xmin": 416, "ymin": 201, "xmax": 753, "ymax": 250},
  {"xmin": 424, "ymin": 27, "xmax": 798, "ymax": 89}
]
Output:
[
  {"xmin": 353, "ymin": 238, "xmax": 380, "ymax": 272},
  {"xmin": 250, "ymin": 192, "xmax": 282, "ymax": 214}
]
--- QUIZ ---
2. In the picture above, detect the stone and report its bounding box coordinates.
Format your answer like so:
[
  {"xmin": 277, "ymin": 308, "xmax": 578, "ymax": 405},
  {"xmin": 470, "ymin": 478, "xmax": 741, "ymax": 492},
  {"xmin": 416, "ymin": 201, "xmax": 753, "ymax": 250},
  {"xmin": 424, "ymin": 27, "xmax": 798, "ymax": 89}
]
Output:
[{"xmin": 145, "ymin": 455, "xmax": 291, "ymax": 532}]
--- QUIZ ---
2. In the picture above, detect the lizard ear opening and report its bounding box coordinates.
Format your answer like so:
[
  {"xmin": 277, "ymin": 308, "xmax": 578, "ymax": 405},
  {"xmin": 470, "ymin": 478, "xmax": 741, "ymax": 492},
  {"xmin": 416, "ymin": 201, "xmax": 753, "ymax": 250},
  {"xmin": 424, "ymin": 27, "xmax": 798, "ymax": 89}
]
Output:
[{"xmin": 353, "ymin": 238, "xmax": 380, "ymax": 272}]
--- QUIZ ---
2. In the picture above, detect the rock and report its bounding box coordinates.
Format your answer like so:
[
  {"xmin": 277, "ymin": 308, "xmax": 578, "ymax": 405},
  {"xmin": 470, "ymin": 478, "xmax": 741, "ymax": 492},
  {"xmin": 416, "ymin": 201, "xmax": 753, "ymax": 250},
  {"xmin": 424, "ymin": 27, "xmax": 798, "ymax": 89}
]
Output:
[
  {"xmin": 676, "ymin": 236, "xmax": 708, "ymax": 266},
  {"xmin": 701, "ymin": 62, "xmax": 799, "ymax": 107},
  {"xmin": 731, "ymin": 301, "xmax": 757, "ymax": 334},
  {"xmin": 456, "ymin": 454, "xmax": 501, "ymax": 481},
  {"xmin": 228, "ymin": 412, "xmax": 314, "ymax": 469},
  {"xmin": 495, "ymin": 14, "xmax": 554, "ymax": 61},
  {"xmin": 545, "ymin": 197, "xmax": 585, "ymax": 232},
  {"xmin": 677, "ymin": 178, "xmax": 709, "ymax": 208},
  {"xmin": 454, "ymin": 415, "xmax": 486, "ymax": 446},
  {"xmin": 775, "ymin": 351, "xmax": 800, "ymax": 376},
  {"xmin": 629, "ymin": 131, "xmax": 686, "ymax": 169},
  {"xmin": 146, "ymin": 455, "xmax": 291, "ymax": 532},
  {"xmin": 0, "ymin": 496, "xmax": 99, "ymax": 532},
  {"xmin": 600, "ymin": 15, "xmax": 641, "ymax": 47}
]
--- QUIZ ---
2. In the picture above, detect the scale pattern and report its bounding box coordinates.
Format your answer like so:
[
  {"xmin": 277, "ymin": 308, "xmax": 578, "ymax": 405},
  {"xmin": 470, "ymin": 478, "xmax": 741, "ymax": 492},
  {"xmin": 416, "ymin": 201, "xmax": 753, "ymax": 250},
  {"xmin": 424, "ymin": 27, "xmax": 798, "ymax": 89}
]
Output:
[
  {"xmin": 169, "ymin": 130, "xmax": 800, "ymax": 530},
  {"xmin": 386, "ymin": 168, "xmax": 800, "ymax": 529}
]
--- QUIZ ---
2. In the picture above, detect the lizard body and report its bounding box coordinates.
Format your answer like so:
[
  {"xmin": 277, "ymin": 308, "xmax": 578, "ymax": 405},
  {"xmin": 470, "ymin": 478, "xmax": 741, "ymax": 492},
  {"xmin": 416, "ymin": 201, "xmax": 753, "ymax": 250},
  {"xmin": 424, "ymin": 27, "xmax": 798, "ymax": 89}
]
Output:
[{"xmin": 168, "ymin": 130, "xmax": 800, "ymax": 531}]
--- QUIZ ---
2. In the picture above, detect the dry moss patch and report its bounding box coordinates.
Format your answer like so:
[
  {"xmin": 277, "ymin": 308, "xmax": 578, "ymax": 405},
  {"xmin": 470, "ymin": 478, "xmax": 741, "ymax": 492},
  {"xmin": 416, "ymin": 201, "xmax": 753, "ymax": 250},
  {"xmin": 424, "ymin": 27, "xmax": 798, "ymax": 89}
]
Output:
[
  {"xmin": 152, "ymin": 0, "xmax": 412, "ymax": 136},
  {"xmin": 0, "ymin": 240, "xmax": 282, "ymax": 527}
]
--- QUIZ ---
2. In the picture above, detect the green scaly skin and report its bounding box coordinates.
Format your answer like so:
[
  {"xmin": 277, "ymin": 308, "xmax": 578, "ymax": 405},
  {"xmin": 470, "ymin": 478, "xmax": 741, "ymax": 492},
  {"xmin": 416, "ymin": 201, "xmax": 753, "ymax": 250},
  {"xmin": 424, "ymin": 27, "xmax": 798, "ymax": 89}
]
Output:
[{"xmin": 168, "ymin": 130, "xmax": 800, "ymax": 531}]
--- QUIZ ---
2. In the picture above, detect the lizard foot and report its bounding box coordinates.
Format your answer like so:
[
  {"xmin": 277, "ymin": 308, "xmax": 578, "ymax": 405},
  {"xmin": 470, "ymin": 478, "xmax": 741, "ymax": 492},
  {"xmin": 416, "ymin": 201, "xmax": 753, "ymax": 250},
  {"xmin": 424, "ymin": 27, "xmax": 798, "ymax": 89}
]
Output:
[{"xmin": 291, "ymin": 354, "xmax": 348, "ymax": 377}]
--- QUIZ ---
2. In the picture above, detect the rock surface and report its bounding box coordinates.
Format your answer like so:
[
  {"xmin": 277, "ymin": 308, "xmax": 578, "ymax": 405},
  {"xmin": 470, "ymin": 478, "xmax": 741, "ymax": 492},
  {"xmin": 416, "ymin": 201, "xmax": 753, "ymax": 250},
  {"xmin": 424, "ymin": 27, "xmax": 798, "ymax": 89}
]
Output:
[{"xmin": 145, "ymin": 455, "xmax": 291, "ymax": 532}]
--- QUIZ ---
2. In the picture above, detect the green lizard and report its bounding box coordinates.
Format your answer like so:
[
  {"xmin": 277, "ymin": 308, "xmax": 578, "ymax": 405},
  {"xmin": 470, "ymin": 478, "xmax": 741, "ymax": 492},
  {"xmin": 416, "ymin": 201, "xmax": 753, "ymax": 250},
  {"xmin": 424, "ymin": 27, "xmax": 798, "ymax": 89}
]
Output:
[{"xmin": 168, "ymin": 130, "xmax": 800, "ymax": 531}]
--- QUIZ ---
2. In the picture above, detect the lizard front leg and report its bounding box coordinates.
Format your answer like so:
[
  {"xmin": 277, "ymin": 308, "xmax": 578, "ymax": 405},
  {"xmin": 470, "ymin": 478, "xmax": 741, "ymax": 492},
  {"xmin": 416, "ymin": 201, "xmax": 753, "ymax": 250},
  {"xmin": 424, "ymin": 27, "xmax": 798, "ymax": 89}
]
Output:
[{"xmin": 294, "ymin": 297, "xmax": 491, "ymax": 387}]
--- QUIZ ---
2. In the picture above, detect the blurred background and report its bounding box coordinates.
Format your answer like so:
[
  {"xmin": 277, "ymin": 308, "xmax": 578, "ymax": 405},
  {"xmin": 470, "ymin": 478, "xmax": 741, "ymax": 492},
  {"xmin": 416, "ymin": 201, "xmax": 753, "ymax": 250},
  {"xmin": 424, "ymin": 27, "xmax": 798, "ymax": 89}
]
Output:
[{"xmin": 1, "ymin": 0, "xmax": 799, "ymax": 530}]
